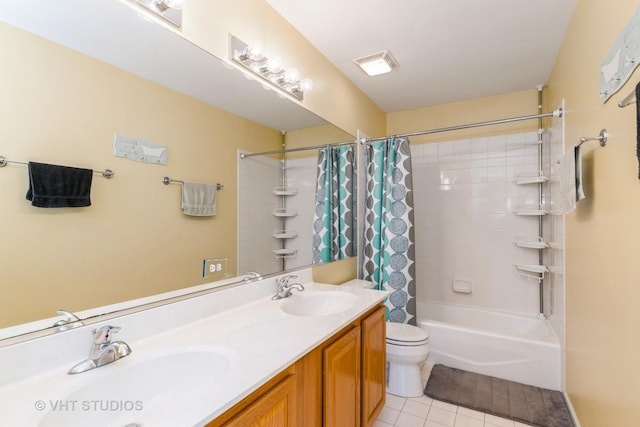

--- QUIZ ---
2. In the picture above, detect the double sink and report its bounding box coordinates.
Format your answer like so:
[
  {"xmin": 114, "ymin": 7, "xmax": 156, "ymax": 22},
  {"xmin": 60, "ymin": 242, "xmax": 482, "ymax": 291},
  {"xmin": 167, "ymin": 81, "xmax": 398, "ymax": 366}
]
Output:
[{"xmin": 33, "ymin": 284, "xmax": 376, "ymax": 426}]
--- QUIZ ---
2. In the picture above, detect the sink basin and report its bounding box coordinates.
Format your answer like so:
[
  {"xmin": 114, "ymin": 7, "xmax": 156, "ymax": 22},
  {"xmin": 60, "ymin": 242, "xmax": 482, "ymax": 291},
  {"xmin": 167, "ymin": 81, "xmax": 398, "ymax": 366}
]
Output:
[
  {"xmin": 39, "ymin": 347, "xmax": 234, "ymax": 427},
  {"xmin": 280, "ymin": 291, "xmax": 359, "ymax": 317}
]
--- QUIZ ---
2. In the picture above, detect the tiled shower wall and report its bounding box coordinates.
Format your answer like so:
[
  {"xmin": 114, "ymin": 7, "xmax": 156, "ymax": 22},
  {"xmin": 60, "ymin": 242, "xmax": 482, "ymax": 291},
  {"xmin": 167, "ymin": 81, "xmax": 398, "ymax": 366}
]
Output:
[
  {"xmin": 237, "ymin": 152, "xmax": 282, "ymax": 276},
  {"xmin": 282, "ymin": 156, "xmax": 316, "ymax": 270},
  {"xmin": 412, "ymin": 131, "xmax": 553, "ymax": 316},
  {"xmin": 237, "ymin": 152, "xmax": 316, "ymax": 276}
]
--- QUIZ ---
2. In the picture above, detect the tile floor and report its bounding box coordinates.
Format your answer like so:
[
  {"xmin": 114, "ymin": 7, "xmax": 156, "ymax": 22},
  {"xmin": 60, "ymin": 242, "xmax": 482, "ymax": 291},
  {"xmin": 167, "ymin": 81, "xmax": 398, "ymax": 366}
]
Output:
[
  {"xmin": 373, "ymin": 393, "xmax": 531, "ymax": 427},
  {"xmin": 375, "ymin": 364, "xmax": 529, "ymax": 427}
]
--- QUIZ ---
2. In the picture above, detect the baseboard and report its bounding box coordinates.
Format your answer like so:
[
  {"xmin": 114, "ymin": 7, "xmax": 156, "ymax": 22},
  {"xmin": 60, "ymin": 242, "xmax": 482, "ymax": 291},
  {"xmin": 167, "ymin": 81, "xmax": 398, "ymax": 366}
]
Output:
[{"xmin": 563, "ymin": 392, "xmax": 581, "ymax": 427}]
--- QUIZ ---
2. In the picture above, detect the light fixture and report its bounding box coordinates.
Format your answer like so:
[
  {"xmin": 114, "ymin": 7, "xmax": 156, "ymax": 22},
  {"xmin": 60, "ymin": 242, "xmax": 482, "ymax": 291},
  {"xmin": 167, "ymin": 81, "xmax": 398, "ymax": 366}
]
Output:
[
  {"xmin": 353, "ymin": 51, "xmax": 398, "ymax": 76},
  {"xmin": 133, "ymin": 0, "xmax": 185, "ymax": 27},
  {"xmin": 230, "ymin": 35, "xmax": 313, "ymax": 101}
]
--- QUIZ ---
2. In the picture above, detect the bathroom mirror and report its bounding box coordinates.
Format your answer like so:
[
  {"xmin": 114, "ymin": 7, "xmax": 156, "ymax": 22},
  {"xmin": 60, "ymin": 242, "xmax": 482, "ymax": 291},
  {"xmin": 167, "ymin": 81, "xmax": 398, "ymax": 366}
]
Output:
[{"xmin": 0, "ymin": 0, "xmax": 354, "ymax": 342}]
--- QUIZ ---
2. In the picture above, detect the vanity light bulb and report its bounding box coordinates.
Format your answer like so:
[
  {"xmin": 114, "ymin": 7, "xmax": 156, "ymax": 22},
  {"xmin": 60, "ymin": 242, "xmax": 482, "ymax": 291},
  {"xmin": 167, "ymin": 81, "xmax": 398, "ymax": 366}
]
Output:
[
  {"xmin": 267, "ymin": 57, "xmax": 283, "ymax": 73},
  {"xmin": 284, "ymin": 68, "xmax": 300, "ymax": 84},
  {"xmin": 163, "ymin": 0, "xmax": 185, "ymax": 9},
  {"xmin": 248, "ymin": 43, "xmax": 264, "ymax": 61},
  {"xmin": 299, "ymin": 78, "xmax": 314, "ymax": 92}
]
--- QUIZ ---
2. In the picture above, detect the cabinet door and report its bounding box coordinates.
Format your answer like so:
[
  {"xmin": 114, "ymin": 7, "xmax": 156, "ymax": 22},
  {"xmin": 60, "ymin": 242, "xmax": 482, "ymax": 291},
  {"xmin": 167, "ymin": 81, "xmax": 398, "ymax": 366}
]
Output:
[
  {"xmin": 223, "ymin": 374, "xmax": 297, "ymax": 427},
  {"xmin": 323, "ymin": 325, "xmax": 361, "ymax": 427},
  {"xmin": 361, "ymin": 306, "xmax": 386, "ymax": 427}
]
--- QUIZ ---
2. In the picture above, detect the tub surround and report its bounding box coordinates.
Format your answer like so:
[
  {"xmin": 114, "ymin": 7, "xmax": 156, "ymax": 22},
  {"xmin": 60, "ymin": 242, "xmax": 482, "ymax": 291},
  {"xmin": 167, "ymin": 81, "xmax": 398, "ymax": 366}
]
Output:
[{"xmin": 0, "ymin": 269, "xmax": 388, "ymax": 426}]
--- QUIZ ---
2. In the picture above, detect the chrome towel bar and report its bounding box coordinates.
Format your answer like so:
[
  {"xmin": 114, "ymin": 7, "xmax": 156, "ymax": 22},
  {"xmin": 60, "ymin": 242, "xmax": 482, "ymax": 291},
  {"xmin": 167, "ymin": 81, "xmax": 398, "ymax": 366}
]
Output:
[
  {"xmin": 0, "ymin": 155, "xmax": 115, "ymax": 179},
  {"xmin": 162, "ymin": 176, "xmax": 223, "ymax": 190}
]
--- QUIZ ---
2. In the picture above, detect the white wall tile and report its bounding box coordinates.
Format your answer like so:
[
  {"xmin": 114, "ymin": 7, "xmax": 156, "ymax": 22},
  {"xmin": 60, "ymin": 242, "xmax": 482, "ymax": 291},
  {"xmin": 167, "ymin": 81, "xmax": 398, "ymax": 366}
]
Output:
[{"xmin": 412, "ymin": 131, "xmax": 560, "ymax": 317}]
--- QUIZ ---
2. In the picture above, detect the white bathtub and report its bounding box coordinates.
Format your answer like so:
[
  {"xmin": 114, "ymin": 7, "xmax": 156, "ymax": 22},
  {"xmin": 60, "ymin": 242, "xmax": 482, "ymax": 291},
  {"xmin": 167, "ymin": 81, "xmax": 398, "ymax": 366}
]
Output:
[{"xmin": 417, "ymin": 301, "xmax": 561, "ymax": 390}]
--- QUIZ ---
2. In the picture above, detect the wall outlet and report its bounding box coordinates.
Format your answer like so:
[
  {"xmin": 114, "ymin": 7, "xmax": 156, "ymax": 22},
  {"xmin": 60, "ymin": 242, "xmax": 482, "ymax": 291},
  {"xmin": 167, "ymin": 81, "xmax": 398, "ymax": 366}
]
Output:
[{"xmin": 203, "ymin": 258, "xmax": 227, "ymax": 279}]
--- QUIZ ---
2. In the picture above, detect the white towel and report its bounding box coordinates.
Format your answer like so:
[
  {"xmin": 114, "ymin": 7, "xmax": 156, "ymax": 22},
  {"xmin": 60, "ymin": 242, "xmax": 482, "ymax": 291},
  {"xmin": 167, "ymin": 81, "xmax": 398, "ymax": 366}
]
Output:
[
  {"xmin": 181, "ymin": 181, "xmax": 217, "ymax": 216},
  {"xmin": 559, "ymin": 145, "xmax": 585, "ymax": 214},
  {"xmin": 575, "ymin": 145, "xmax": 586, "ymax": 202}
]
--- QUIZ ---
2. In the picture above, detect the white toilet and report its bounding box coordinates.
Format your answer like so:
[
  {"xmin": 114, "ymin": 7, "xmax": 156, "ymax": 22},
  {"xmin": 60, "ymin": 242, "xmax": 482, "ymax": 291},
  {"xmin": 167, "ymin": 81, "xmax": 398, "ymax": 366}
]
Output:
[
  {"xmin": 386, "ymin": 321, "xmax": 430, "ymax": 397},
  {"xmin": 341, "ymin": 279, "xmax": 430, "ymax": 397}
]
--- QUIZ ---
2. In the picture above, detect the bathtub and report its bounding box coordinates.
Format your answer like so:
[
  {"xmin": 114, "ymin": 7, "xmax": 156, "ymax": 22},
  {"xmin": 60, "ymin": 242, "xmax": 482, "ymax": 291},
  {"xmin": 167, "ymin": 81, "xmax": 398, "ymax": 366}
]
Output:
[{"xmin": 417, "ymin": 301, "xmax": 561, "ymax": 390}]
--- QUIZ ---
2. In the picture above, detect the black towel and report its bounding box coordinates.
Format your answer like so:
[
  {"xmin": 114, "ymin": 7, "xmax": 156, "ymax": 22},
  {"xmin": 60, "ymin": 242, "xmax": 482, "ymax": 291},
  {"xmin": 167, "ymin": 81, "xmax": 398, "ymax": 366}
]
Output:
[
  {"xmin": 26, "ymin": 162, "xmax": 93, "ymax": 208},
  {"xmin": 636, "ymin": 82, "xmax": 640, "ymax": 179}
]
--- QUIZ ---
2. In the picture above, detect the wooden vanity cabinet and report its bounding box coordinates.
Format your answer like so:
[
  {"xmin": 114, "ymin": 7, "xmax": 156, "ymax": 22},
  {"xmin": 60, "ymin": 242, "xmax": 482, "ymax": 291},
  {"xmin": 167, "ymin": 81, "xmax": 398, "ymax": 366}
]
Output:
[
  {"xmin": 360, "ymin": 305, "xmax": 386, "ymax": 427},
  {"xmin": 207, "ymin": 364, "xmax": 298, "ymax": 427},
  {"xmin": 208, "ymin": 303, "xmax": 386, "ymax": 427},
  {"xmin": 323, "ymin": 325, "xmax": 361, "ymax": 427}
]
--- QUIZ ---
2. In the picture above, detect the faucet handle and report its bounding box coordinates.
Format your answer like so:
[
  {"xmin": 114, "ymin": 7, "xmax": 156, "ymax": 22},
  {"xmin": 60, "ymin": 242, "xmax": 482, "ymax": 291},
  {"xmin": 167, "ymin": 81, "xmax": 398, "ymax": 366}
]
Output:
[
  {"xmin": 92, "ymin": 325, "xmax": 121, "ymax": 345},
  {"xmin": 278, "ymin": 274, "xmax": 298, "ymax": 286}
]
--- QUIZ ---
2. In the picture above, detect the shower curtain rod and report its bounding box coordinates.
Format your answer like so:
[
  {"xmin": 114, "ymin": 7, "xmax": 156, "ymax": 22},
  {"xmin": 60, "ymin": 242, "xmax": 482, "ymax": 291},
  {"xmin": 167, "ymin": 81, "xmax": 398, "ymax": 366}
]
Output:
[
  {"xmin": 365, "ymin": 109, "xmax": 563, "ymax": 143},
  {"xmin": 239, "ymin": 140, "xmax": 356, "ymax": 159},
  {"xmin": 239, "ymin": 109, "xmax": 562, "ymax": 159}
]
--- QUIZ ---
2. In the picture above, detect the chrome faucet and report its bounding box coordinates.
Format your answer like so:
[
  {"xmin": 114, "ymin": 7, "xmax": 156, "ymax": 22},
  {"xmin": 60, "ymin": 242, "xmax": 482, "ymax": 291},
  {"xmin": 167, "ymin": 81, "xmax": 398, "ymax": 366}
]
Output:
[
  {"xmin": 68, "ymin": 325, "xmax": 132, "ymax": 375},
  {"xmin": 53, "ymin": 309, "xmax": 83, "ymax": 332},
  {"xmin": 243, "ymin": 271, "xmax": 263, "ymax": 282},
  {"xmin": 272, "ymin": 275, "xmax": 304, "ymax": 300}
]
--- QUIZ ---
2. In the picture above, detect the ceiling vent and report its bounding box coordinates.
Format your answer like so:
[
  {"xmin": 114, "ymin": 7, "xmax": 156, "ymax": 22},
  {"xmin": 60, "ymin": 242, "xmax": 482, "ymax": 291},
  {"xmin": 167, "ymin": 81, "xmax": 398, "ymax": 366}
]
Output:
[{"xmin": 353, "ymin": 51, "xmax": 398, "ymax": 76}]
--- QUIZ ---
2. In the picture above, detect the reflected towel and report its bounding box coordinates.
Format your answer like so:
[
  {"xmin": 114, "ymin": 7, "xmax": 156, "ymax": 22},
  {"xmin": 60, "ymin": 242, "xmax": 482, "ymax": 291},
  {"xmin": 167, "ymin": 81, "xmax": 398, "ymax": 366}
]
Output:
[
  {"xmin": 559, "ymin": 145, "xmax": 585, "ymax": 214},
  {"xmin": 26, "ymin": 162, "xmax": 93, "ymax": 208},
  {"xmin": 181, "ymin": 181, "xmax": 217, "ymax": 216}
]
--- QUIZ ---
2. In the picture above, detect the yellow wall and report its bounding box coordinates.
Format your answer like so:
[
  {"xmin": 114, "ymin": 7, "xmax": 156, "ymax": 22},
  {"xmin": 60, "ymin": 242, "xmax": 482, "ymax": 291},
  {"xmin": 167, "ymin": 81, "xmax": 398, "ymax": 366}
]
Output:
[
  {"xmin": 0, "ymin": 22, "xmax": 281, "ymax": 327},
  {"xmin": 180, "ymin": 0, "xmax": 386, "ymax": 139},
  {"xmin": 387, "ymin": 89, "xmax": 540, "ymax": 143},
  {"xmin": 546, "ymin": 0, "xmax": 640, "ymax": 425},
  {"xmin": 284, "ymin": 124, "xmax": 355, "ymax": 160},
  {"xmin": 176, "ymin": 0, "xmax": 389, "ymax": 286}
]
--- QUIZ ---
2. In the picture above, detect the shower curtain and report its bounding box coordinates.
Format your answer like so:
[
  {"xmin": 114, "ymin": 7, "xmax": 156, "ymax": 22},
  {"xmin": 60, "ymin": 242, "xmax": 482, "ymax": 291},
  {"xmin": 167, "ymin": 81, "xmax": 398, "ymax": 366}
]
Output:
[
  {"xmin": 312, "ymin": 145, "xmax": 357, "ymax": 264},
  {"xmin": 362, "ymin": 137, "xmax": 416, "ymax": 325}
]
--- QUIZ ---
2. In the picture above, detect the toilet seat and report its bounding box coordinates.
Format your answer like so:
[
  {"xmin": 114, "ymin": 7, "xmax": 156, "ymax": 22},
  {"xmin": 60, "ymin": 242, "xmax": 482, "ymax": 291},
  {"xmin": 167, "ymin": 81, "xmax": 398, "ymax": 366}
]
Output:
[{"xmin": 386, "ymin": 322, "xmax": 429, "ymax": 347}]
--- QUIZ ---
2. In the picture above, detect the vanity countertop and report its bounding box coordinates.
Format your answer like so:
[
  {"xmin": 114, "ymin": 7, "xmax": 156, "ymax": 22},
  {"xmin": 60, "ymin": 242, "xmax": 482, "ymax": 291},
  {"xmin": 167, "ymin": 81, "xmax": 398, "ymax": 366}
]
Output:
[{"xmin": 0, "ymin": 276, "xmax": 387, "ymax": 426}]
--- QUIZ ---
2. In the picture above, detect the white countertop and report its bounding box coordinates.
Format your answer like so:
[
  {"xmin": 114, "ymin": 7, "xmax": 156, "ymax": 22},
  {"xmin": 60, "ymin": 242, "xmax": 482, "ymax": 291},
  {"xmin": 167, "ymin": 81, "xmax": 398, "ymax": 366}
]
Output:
[{"xmin": 0, "ymin": 272, "xmax": 387, "ymax": 426}]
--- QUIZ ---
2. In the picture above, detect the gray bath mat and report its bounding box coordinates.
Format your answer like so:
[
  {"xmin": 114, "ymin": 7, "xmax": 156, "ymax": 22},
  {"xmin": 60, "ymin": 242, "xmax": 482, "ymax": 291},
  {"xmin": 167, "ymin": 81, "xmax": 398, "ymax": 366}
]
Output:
[{"xmin": 424, "ymin": 364, "xmax": 574, "ymax": 427}]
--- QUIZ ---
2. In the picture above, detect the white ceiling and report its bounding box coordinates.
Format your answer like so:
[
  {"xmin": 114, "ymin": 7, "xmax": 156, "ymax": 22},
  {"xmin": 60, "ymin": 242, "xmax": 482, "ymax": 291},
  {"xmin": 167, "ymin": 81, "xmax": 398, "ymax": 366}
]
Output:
[{"xmin": 266, "ymin": 0, "xmax": 578, "ymax": 113}]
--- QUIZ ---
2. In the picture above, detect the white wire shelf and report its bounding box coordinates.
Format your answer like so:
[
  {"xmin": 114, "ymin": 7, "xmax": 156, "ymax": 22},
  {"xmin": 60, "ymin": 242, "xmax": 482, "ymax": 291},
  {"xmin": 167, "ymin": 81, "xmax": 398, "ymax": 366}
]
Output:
[
  {"xmin": 515, "ymin": 264, "xmax": 549, "ymax": 281},
  {"xmin": 273, "ymin": 231, "xmax": 298, "ymax": 239},
  {"xmin": 273, "ymin": 187, "xmax": 298, "ymax": 196},
  {"xmin": 273, "ymin": 248, "xmax": 297, "ymax": 259},
  {"xmin": 514, "ymin": 208, "xmax": 548, "ymax": 216},
  {"xmin": 514, "ymin": 236, "xmax": 548, "ymax": 249},
  {"xmin": 273, "ymin": 209, "xmax": 298, "ymax": 218},
  {"xmin": 514, "ymin": 174, "xmax": 548, "ymax": 185}
]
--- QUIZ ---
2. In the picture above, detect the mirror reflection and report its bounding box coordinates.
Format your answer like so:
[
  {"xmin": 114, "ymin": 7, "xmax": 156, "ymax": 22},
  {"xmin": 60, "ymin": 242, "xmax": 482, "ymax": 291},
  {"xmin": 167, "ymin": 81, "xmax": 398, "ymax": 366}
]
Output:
[
  {"xmin": 238, "ymin": 127, "xmax": 355, "ymax": 275},
  {"xmin": 0, "ymin": 0, "xmax": 354, "ymax": 340}
]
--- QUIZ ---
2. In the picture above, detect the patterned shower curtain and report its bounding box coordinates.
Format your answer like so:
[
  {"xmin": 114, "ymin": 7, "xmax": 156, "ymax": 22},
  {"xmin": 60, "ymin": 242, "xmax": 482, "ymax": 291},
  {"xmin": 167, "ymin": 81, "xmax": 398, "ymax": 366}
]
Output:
[
  {"xmin": 362, "ymin": 137, "xmax": 416, "ymax": 325},
  {"xmin": 312, "ymin": 145, "xmax": 357, "ymax": 264}
]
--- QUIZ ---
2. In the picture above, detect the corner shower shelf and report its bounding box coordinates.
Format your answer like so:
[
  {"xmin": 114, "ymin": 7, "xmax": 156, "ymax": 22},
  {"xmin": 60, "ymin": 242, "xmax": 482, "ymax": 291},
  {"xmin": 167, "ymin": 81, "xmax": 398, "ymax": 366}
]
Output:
[
  {"xmin": 273, "ymin": 208, "xmax": 298, "ymax": 218},
  {"xmin": 514, "ymin": 208, "xmax": 548, "ymax": 216},
  {"xmin": 273, "ymin": 231, "xmax": 298, "ymax": 239},
  {"xmin": 273, "ymin": 248, "xmax": 297, "ymax": 259},
  {"xmin": 272, "ymin": 187, "xmax": 297, "ymax": 196},
  {"xmin": 515, "ymin": 264, "xmax": 549, "ymax": 281},
  {"xmin": 514, "ymin": 236, "xmax": 548, "ymax": 249},
  {"xmin": 515, "ymin": 174, "xmax": 548, "ymax": 185}
]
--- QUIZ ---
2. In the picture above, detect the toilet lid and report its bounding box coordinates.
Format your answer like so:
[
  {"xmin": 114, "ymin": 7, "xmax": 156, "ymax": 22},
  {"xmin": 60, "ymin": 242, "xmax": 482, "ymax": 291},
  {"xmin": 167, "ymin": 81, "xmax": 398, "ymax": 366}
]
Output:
[{"xmin": 386, "ymin": 322, "xmax": 429, "ymax": 346}]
